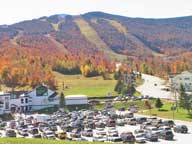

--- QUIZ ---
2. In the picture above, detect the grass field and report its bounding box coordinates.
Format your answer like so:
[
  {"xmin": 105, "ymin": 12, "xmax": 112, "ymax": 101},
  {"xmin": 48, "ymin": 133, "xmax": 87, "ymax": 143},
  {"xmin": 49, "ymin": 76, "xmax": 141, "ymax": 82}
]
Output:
[
  {"xmin": 0, "ymin": 138, "xmax": 111, "ymax": 144},
  {"xmin": 93, "ymin": 99, "xmax": 156, "ymax": 111},
  {"xmin": 93, "ymin": 99, "xmax": 192, "ymax": 121},
  {"xmin": 140, "ymin": 101, "xmax": 192, "ymax": 121},
  {"xmin": 54, "ymin": 72, "xmax": 118, "ymax": 97}
]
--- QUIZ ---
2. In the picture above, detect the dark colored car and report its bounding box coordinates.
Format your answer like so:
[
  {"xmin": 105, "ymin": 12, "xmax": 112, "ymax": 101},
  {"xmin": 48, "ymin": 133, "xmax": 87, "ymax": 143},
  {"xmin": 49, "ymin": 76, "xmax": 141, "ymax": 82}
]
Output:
[
  {"xmin": 136, "ymin": 117, "xmax": 147, "ymax": 124},
  {"xmin": 120, "ymin": 132, "xmax": 135, "ymax": 143},
  {"xmin": 127, "ymin": 118, "xmax": 137, "ymax": 125},
  {"xmin": 107, "ymin": 119, "xmax": 116, "ymax": 127},
  {"xmin": 174, "ymin": 125, "xmax": 188, "ymax": 133},
  {"xmin": 5, "ymin": 129, "xmax": 16, "ymax": 137},
  {"xmin": 81, "ymin": 129, "xmax": 93, "ymax": 137},
  {"xmin": 159, "ymin": 130, "xmax": 174, "ymax": 140},
  {"xmin": 95, "ymin": 122, "xmax": 105, "ymax": 128},
  {"xmin": 163, "ymin": 120, "xmax": 175, "ymax": 127},
  {"xmin": 32, "ymin": 133, "xmax": 42, "ymax": 138},
  {"xmin": 29, "ymin": 128, "xmax": 39, "ymax": 135},
  {"xmin": 145, "ymin": 133, "xmax": 158, "ymax": 142}
]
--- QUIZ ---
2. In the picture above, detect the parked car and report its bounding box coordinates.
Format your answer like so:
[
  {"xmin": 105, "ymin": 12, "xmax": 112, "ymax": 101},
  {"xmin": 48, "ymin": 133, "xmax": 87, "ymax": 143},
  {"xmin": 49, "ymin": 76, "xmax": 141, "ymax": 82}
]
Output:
[
  {"xmin": 116, "ymin": 119, "xmax": 125, "ymax": 126},
  {"xmin": 93, "ymin": 135, "xmax": 107, "ymax": 142},
  {"xmin": 106, "ymin": 119, "xmax": 116, "ymax": 127},
  {"xmin": 56, "ymin": 131, "xmax": 67, "ymax": 139},
  {"xmin": 107, "ymin": 136, "xmax": 122, "ymax": 142},
  {"xmin": 145, "ymin": 133, "xmax": 158, "ymax": 142},
  {"xmin": 140, "ymin": 122, "xmax": 152, "ymax": 129},
  {"xmin": 70, "ymin": 129, "xmax": 81, "ymax": 138},
  {"xmin": 125, "ymin": 112, "xmax": 134, "ymax": 118},
  {"xmin": 135, "ymin": 134, "xmax": 146, "ymax": 143},
  {"xmin": 38, "ymin": 123, "xmax": 48, "ymax": 132},
  {"xmin": 81, "ymin": 129, "xmax": 93, "ymax": 137},
  {"xmin": 49, "ymin": 124, "xmax": 57, "ymax": 131},
  {"xmin": 5, "ymin": 129, "xmax": 16, "ymax": 137},
  {"xmin": 28, "ymin": 128, "xmax": 39, "ymax": 135},
  {"xmin": 163, "ymin": 120, "xmax": 175, "ymax": 128},
  {"xmin": 127, "ymin": 118, "xmax": 137, "ymax": 125},
  {"xmin": 120, "ymin": 132, "xmax": 135, "ymax": 143},
  {"xmin": 42, "ymin": 130, "xmax": 56, "ymax": 139},
  {"xmin": 159, "ymin": 130, "xmax": 174, "ymax": 140},
  {"xmin": 18, "ymin": 129, "xmax": 29, "ymax": 137},
  {"xmin": 174, "ymin": 125, "xmax": 188, "ymax": 133},
  {"xmin": 134, "ymin": 129, "xmax": 145, "ymax": 134},
  {"xmin": 32, "ymin": 133, "xmax": 42, "ymax": 138},
  {"xmin": 136, "ymin": 117, "xmax": 147, "ymax": 124},
  {"xmin": 93, "ymin": 129, "xmax": 107, "ymax": 142},
  {"xmin": 95, "ymin": 122, "xmax": 105, "ymax": 128}
]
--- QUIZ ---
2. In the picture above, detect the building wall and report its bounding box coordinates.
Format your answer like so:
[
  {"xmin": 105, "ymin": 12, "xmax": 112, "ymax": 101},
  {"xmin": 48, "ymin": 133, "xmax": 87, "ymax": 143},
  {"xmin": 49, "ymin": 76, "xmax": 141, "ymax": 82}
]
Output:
[
  {"xmin": 0, "ymin": 86, "xmax": 59, "ymax": 114},
  {"xmin": 29, "ymin": 88, "xmax": 59, "ymax": 110},
  {"xmin": 171, "ymin": 71, "xmax": 192, "ymax": 92},
  {"xmin": 65, "ymin": 97, "xmax": 88, "ymax": 105},
  {"xmin": 0, "ymin": 94, "xmax": 11, "ymax": 114}
]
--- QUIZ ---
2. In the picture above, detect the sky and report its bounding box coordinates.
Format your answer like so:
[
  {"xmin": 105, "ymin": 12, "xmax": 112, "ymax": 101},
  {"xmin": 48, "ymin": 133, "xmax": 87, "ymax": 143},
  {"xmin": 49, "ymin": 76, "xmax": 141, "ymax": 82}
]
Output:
[{"xmin": 0, "ymin": 0, "xmax": 192, "ymax": 25}]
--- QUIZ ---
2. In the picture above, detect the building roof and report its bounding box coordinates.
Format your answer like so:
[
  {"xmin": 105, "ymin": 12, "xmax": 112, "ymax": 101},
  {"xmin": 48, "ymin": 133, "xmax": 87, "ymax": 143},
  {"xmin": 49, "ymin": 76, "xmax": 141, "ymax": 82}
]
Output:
[
  {"xmin": 181, "ymin": 71, "xmax": 192, "ymax": 75},
  {"xmin": 65, "ymin": 95, "xmax": 88, "ymax": 99},
  {"xmin": 49, "ymin": 92, "xmax": 58, "ymax": 98},
  {"xmin": 0, "ymin": 91, "xmax": 10, "ymax": 96}
]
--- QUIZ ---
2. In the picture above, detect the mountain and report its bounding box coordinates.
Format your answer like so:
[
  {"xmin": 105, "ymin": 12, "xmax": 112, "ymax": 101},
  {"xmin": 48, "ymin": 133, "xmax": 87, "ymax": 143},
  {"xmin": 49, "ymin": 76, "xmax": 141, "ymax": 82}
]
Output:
[{"xmin": 1, "ymin": 11, "xmax": 192, "ymax": 57}]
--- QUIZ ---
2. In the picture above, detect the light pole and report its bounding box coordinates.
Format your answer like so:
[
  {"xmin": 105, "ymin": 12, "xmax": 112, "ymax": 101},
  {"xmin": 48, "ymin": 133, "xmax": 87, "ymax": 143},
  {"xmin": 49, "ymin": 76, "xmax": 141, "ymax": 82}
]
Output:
[{"xmin": 171, "ymin": 104, "xmax": 176, "ymax": 120}]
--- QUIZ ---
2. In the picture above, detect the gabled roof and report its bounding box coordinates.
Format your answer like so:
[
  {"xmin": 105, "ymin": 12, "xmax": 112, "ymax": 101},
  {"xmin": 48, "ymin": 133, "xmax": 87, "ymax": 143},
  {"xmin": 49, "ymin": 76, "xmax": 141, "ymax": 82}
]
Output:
[{"xmin": 48, "ymin": 92, "xmax": 58, "ymax": 98}]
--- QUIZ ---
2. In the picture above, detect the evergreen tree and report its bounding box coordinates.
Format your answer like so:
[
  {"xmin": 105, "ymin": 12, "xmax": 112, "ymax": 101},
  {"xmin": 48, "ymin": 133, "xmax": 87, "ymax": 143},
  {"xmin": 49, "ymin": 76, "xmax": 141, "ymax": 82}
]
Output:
[
  {"xmin": 114, "ymin": 80, "xmax": 123, "ymax": 94},
  {"xmin": 179, "ymin": 84, "xmax": 192, "ymax": 113},
  {"xmin": 155, "ymin": 98, "xmax": 163, "ymax": 110},
  {"xmin": 59, "ymin": 92, "xmax": 65, "ymax": 108},
  {"xmin": 114, "ymin": 70, "xmax": 121, "ymax": 80},
  {"xmin": 179, "ymin": 84, "xmax": 187, "ymax": 108}
]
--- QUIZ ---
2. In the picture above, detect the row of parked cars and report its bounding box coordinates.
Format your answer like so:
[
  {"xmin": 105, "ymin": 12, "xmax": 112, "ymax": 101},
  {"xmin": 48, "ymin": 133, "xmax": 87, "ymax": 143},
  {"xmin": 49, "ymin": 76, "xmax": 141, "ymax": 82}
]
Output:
[
  {"xmin": 0, "ymin": 109, "xmax": 189, "ymax": 143},
  {"xmin": 113, "ymin": 95, "xmax": 155, "ymax": 102}
]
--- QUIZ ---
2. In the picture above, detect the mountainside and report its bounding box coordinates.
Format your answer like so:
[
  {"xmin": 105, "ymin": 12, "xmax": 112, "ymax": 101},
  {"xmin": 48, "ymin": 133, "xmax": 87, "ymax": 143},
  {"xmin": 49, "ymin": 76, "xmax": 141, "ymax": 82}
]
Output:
[
  {"xmin": 1, "ymin": 12, "xmax": 192, "ymax": 89},
  {"xmin": 1, "ymin": 12, "xmax": 192, "ymax": 57}
]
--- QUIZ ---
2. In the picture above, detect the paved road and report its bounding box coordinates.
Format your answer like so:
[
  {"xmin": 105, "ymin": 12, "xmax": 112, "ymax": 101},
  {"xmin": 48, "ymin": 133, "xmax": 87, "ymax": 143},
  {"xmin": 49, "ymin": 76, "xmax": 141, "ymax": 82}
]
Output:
[
  {"xmin": 136, "ymin": 74, "xmax": 174, "ymax": 100},
  {"xmin": 134, "ymin": 113, "xmax": 192, "ymax": 144}
]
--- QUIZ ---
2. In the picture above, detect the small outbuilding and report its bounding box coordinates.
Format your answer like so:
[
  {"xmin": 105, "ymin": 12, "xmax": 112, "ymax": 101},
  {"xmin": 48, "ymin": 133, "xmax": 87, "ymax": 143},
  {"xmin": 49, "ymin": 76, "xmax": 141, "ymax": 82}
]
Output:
[{"xmin": 65, "ymin": 95, "xmax": 88, "ymax": 105}]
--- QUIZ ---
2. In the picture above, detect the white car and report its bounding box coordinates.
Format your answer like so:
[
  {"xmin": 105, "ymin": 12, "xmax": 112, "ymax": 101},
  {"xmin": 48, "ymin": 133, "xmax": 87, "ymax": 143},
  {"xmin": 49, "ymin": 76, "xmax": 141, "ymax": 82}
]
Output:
[
  {"xmin": 43, "ymin": 130, "xmax": 56, "ymax": 139},
  {"xmin": 93, "ymin": 135, "xmax": 107, "ymax": 142}
]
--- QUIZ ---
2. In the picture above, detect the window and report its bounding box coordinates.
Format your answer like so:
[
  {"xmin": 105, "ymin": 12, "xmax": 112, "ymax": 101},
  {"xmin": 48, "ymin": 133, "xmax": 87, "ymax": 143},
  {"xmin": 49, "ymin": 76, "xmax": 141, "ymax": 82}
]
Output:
[
  {"xmin": 21, "ymin": 99, "xmax": 24, "ymax": 104},
  {"xmin": 185, "ymin": 77, "xmax": 190, "ymax": 80},
  {"xmin": 25, "ymin": 98, "xmax": 28, "ymax": 103},
  {"xmin": 5, "ymin": 102, "xmax": 9, "ymax": 109},
  {"xmin": 36, "ymin": 86, "xmax": 48, "ymax": 96}
]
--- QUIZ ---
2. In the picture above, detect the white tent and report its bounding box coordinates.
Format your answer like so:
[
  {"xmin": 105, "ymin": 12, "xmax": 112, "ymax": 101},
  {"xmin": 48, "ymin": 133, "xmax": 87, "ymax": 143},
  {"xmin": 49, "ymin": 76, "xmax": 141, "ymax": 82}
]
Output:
[{"xmin": 65, "ymin": 95, "xmax": 88, "ymax": 105}]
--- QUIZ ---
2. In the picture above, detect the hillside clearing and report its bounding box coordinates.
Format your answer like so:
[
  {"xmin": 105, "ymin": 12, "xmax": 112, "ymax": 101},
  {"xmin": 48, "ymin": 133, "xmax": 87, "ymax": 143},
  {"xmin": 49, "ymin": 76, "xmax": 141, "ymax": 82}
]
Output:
[{"xmin": 54, "ymin": 72, "xmax": 117, "ymax": 97}]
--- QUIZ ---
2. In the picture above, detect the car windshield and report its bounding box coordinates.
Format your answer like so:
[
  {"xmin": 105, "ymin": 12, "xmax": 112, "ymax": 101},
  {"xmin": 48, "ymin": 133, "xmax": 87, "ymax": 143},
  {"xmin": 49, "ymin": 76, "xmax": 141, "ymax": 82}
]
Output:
[
  {"xmin": 46, "ymin": 132, "xmax": 54, "ymax": 135},
  {"xmin": 166, "ymin": 131, "xmax": 173, "ymax": 135}
]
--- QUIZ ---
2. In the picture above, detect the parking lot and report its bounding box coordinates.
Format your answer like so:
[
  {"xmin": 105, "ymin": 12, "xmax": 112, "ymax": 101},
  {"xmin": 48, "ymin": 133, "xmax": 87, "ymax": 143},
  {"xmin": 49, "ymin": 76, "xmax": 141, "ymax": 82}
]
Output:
[{"xmin": 0, "ymin": 108, "xmax": 191, "ymax": 144}]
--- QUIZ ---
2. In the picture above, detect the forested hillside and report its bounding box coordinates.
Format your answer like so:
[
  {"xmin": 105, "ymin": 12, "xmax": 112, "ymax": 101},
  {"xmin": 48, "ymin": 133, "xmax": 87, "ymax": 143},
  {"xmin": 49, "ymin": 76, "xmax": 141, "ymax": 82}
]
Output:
[{"xmin": 0, "ymin": 12, "xmax": 192, "ymax": 89}]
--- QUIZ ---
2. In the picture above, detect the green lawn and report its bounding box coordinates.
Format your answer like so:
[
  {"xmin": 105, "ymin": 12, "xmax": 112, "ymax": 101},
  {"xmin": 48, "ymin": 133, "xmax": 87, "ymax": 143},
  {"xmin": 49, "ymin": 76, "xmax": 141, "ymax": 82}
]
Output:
[
  {"xmin": 0, "ymin": 138, "xmax": 112, "ymax": 144},
  {"xmin": 140, "ymin": 101, "xmax": 192, "ymax": 121},
  {"xmin": 93, "ymin": 99, "xmax": 192, "ymax": 121},
  {"xmin": 54, "ymin": 72, "xmax": 117, "ymax": 97},
  {"xmin": 93, "ymin": 99, "xmax": 156, "ymax": 111}
]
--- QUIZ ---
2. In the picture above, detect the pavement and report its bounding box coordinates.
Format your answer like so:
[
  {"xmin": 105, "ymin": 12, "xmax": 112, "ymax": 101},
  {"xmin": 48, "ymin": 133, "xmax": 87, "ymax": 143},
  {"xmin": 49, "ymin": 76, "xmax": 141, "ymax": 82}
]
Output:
[
  {"xmin": 136, "ymin": 74, "xmax": 174, "ymax": 100},
  {"xmin": 136, "ymin": 74, "xmax": 192, "ymax": 143},
  {"xmin": 134, "ymin": 113, "xmax": 192, "ymax": 144}
]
